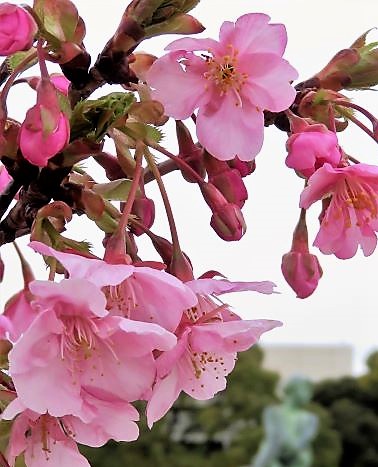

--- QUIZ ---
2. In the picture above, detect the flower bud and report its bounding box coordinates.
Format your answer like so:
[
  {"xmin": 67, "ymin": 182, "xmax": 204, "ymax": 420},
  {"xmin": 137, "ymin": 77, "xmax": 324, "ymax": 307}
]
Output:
[
  {"xmin": 27, "ymin": 74, "xmax": 71, "ymax": 96},
  {"xmin": 130, "ymin": 196, "xmax": 155, "ymax": 236},
  {"xmin": 281, "ymin": 210, "xmax": 322, "ymax": 298},
  {"xmin": 298, "ymin": 89, "xmax": 349, "ymax": 131},
  {"xmin": 281, "ymin": 251, "xmax": 323, "ymax": 299},
  {"xmin": 209, "ymin": 169, "xmax": 248, "ymax": 208},
  {"xmin": 0, "ymin": 3, "xmax": 37, "ymax": 56},
  {"xmin": 285, "ymin": 122, "xmax": 342, "ymax": 178},
  {"xmin": 168, "ymin": 248, "xmax": 194, "ymax": 281},
  {"xmin": 210, "ymin": 203, "xmax": 246, "ymax": 242},
  {"xmin": 314, "ymin": 30, "xmax": 378, "ymax": 91},
  {"xmin": 19, "ymin": 70, "xmax": 71, "ymax": 166}
]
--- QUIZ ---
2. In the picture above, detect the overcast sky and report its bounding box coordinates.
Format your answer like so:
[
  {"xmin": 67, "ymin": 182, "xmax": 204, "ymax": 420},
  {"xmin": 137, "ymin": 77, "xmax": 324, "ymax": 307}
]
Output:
[{"xmin": 1, "ymin": 0, "xmax": 378, "ymax": 373}]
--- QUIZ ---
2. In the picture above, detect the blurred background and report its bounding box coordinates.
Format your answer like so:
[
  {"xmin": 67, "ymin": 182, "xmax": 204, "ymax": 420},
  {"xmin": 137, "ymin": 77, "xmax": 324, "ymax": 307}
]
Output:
[{"xmin": 1, "ymin": 1, "xmax": 378, "ymax": 465}]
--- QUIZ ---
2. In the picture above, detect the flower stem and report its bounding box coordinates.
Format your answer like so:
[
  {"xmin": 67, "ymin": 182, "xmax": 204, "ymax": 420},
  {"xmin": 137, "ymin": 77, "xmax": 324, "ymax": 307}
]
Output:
[
  {"xmin": 143, "ymin": 146, "xmax": 180, "ymax": 249},
  {"xmin": 0, "ymin": 51, "xmax": 38, "ymax": 128},
  {"xmin": 334, "ymin": 100, "xmax": 378, "ymax": 142},
  {"xmin": 146, "ymin": 140, "xmax": 204, "ymax": 184},
  {"xmin": 117, "ymin": 142, "xmax": 144, "ymax": 233}
]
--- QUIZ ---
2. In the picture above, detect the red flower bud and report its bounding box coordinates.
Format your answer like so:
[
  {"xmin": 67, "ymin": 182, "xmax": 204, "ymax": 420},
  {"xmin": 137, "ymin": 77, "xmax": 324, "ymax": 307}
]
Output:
[
  {"xmin": 210, "ymin": 203, "xmax": 246, "ymax": 241},
  {"xmin": 130, "ymin": 197, "xmax": 155, "ymax": 236}
]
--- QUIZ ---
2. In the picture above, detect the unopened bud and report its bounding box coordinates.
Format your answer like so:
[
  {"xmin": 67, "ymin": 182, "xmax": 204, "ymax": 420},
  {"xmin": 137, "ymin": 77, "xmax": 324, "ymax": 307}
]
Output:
[
  {"xmin": 168, "ymin": 248, "xmax": 194, "ymax": 281},
  {"xmin": 210, "ymin": 203, "xmax": 246, "ymax": 241},
  {"xmin": 209, "ymin": 169, "xmax": 248, "ymax": 208},
  {"xmin": 298, "ymin": 89, "xmax": 350, "ymax": 131},
  {"xmin": 130, "ymin": 197, "xmax": 155, "ymax": 236},
  {"xmin": 313, "ymin": 30, "xmax": 378, "ymax": 91},
  {"xmin": 281, "ymin": 210, "xmax": 322, "ymax": 298}
]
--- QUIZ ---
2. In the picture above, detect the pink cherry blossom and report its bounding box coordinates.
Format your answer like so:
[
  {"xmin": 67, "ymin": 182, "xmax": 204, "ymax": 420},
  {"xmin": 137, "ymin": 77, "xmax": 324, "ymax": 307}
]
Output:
[
  {"xmin": 300, "ymin": 163, "xmax": 378, "ymax": 258},
  {"xmin": 29, "ymin": 241, "xmax": 197, "ymax": 332},
  {"xmin": 286, "ymin": 124, "xmax": 342, "ymax": 178},
  {"xmin": 147, "ymin": 13, "xmax": 298, "ymax": 161},
  {"xmin": 3, "ymin": 400, "xmax": 91, "ymax": 467},
  {"xmin": 0, "ymin": 3, "xmax": 37, "ymax": 56},
  {"xmin": 146, "ymin": 278, "xmax": 281, "ymax": 426},
  {"xmin": 8, "ymin": 277, "xmax": 176, "ymax": 420}
]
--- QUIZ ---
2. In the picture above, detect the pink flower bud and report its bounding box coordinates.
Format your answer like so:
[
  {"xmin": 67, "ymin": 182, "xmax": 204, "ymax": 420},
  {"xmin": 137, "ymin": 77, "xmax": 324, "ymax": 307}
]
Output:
[
  {"xmin": 209, "ymin": 169, "xmax": 248, "ymax": 208},
  {"xmin": 281, "ymin": 251, "xmax": 323, "ymax": 299},
  {"xmin": 130, "ymin": 197, "xmax": 155, "ymax": 236},
  {"xmin": 19, "ymin": 80, "xmax": 70, "ymax": 167},
  {"xmin": 168, "ymin": 249, "xmax": 194, "ymax": 282},
  {"xmin": 210, "ymin": 203, "xmax": 246, "ymax": 241},
  {"xmin": 200, "ymin": 182, "xmax": 228, "ymax": 211},
  {"xmin": 286, "ymin": 124, "xmax": 342, "ymax": 178},
  {"xmin": 0, "ymin": 3, "xmax": 37, "ymax": 55},
  {"xmin": 282, "ymin": 210, "xmax": 322, "ymax": 298}
]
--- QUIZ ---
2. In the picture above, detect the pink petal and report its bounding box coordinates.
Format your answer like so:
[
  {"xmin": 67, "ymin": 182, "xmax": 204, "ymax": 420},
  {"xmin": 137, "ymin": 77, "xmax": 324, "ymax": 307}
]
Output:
[
  {"xmin": 242, "ymin": 53, "xmax": 298, "ymax": 112},
  {"xmin": 147, "ymin": 50, "xmax": 208, "ymax": 119},
  {"xmin": 190, "ymin": 319, "xmax": 282, "ymax": 353},
  {"xmin": 29, "ymin": 279, "xmax": 108, "ymax": 318},
  {"xmin": 4, "ymin": 290, "xmax": 37, "ymax": 341},
  {"xmin": 127, "ymin": 267, "xmax": 197, "ymax": 332},
  {"xmin": 197, "ymin": 92, "xmax": 264, "ymax": 161},
  {"xmin": 9, "ymin": 311, "xmax": 83, "ymax": 417},
  {"xmin": 117, "ymin": 317, "xmax": 177, "ymax": 355},
  {"xmin": 24, "ymin": 438, "xmax": 90, "ymax": 467},
  {"xmin": 29, "ymin": 241, "xmax": 134, "ymax": 287},
  {"xmin": 186, "ymin": 278, "xmax": 276, "ymax": 296},
  {"xmin": 165, "ymin": 37, "xmax": 223, "ymax": 55},
  {"xmin": 146, "ymin": 369, "xmax": 181, "ymax": 428},
  {"xmin": 179, "ymin": 349, "xmax": 236, "ymax": 399},
  {"xmin": 68, "ymin": 395, "xmax": 139, "ymax": 446},
  {"xmin": 300, "ymin": 164, "xmax": 341, "ymax": 209}
]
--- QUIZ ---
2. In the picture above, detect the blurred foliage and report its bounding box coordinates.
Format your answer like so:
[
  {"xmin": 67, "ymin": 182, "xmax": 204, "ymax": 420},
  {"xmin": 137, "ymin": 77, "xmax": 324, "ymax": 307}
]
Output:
[{"xmin": 313, "ymin": 351, "xmax": 378, "ymax": 467}]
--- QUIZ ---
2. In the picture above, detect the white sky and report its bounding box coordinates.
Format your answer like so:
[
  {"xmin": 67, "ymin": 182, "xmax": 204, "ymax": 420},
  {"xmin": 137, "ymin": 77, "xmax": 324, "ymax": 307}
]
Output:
[{"xmin": 1, "ymin": 0, "xmax": 378, "ymax": 373}]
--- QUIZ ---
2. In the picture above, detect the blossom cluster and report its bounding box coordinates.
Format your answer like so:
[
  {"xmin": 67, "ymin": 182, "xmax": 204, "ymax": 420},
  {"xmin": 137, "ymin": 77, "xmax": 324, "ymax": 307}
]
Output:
[{"xmin": 0, "ymin": 241, "xmax": 279, "ymax": 466}]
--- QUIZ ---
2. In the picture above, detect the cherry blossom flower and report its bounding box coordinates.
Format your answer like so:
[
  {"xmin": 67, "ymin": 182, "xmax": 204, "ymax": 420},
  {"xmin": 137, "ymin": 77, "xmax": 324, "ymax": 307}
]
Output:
[
  {"xmin": 3, "ymin": 395, "xmax": 140, "ymax": 466},
  {"xmin": 8, "ymin": 277, "xmax": 177, "ymax": 420},
  {"xmin": 29, "ymin": 241, "xmax": 197, "ymax": 332},
  {"xmin": 4, "ymin": 402, "xmax": 91, "ymax": 467},
  {"xmin": 0, "ymin": 3, "xmax": 37, "ymax": 56},
  {"xmin": 146, "ymin": 278, "xmax": 281, "ymax": 426},
  {"xmin": 285, "ymin": 123, "xmax": 342, "ymax": 178},
  {"xmin": 147, "ymin": 13, "xmax": 298, "ymax": 161},
  {"xmin": 300, "ymin": 163, "xmax": 378, "ymax": 258}
]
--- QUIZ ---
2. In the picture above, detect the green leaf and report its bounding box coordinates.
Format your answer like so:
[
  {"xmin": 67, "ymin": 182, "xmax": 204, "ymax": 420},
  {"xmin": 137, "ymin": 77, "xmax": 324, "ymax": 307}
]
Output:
[
  {"xmin": 123, "ymin": 122, "xmax": 164, "ymax": 143},
  {"xmin": 92, "ymin": 179, "xmax": 134, "ymax": 201},
  {"xmin": 70, "ymin": 92, "xmax": 136, "ymax": 142}
]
